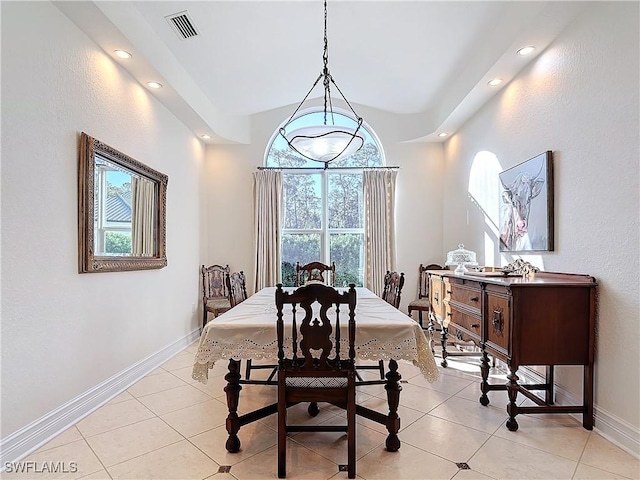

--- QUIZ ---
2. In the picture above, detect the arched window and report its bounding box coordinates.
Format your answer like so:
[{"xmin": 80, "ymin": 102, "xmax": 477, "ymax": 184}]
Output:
[{"xmin": 265, "ymin": 109, "xmax": 384, "ymax": 286}]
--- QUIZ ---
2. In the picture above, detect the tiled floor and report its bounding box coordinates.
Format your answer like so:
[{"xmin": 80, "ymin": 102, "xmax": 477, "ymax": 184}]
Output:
[{"xmin": 5, "ymin": 343, "xmax": 639, "ymax": 480}]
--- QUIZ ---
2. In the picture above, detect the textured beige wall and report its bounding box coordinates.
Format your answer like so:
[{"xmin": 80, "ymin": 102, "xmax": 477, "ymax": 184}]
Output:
[
  {"xmin": 442, "ymin": 2, "xmax": 639, "ymax": 433},
  {"xmin": 1, "ymin": 1, "xmax": 204, "ymax": 435}
]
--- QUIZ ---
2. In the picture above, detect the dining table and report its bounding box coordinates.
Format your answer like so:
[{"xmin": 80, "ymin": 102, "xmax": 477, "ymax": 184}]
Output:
[{"xmin": 192, "ymin": 286, "xmax": 440, "ymax": 453}]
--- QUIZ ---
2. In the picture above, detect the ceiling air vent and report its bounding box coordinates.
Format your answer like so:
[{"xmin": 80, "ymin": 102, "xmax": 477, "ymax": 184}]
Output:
[{"xmin": 165, "ymin": 11, "xmax": 199, "ymax": 40}]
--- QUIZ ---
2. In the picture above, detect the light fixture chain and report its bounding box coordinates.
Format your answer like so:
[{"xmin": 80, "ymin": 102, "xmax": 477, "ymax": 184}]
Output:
[{"xmin": 323, "ymin": 0, "xmax": 329, "ymax": 126}]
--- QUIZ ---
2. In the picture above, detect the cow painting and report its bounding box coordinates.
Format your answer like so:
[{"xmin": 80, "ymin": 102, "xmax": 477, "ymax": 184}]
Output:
[{"xmin": 499, "ymin": 152, "xmax": 553, "ymax": 252}]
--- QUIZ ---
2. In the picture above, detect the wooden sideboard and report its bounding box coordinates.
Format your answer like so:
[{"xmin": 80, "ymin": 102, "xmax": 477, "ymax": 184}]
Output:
[{"xmin": 427, "ymin": 270, "xmax": 597, "ymax": 431}]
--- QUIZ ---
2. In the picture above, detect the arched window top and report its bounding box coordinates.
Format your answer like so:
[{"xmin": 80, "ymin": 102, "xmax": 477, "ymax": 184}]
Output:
[{"xmin": 265, "ymin": 109, "xmax": 385, "ymax": 168}]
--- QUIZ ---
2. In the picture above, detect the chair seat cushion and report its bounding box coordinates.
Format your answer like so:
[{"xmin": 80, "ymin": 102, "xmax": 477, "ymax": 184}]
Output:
[
  {"xmin": 285, "ymin": 376, "xmax": 348, "ymax": 388},
  {"xmin": 206, "ymin": 298, "xmax": 231, "ymax": 311},
  {"xmin": 407, "ymin": 298, "xmax": 430, "ymax": 309}
]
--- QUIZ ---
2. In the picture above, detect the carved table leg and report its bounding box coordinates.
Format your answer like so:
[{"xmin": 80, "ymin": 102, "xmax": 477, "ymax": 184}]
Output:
[
  {"xmin": 479, "ymin": 348, "xmax": 490, "ymax": 406},
  {"xmin": 224, "ymin": 359, "xmax": 242, "ymax": 452},
  {"xmin": 506, "ymin": 366, "xmax": 520, "ymax": 431},
  {"xmin": 427, "ymin": 313, "xmax": 436, "ymax": 356},
  {"xmin": 440, "ymin": 327, "xmax": 449, "ymax": 368},
  {"xmin": 384, "ymin": 359, "xmax": 402, "ymax": 452}
]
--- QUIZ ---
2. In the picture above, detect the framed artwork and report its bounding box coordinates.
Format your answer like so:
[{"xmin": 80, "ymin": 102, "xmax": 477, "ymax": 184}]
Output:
[{"xmin": 499, "ymin": 151, "xmax": 553, "ymax": 252}]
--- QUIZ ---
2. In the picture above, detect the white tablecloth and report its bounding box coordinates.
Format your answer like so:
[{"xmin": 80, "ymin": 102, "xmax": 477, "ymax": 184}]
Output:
[{"xmin": 192, "ymin": 287, "xmax": 439, "ymax": 383}]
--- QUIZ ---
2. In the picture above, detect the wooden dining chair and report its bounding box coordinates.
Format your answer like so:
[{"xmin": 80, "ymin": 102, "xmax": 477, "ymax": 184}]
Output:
[
  {"xmin": 357, "ymin": 270, "xmax": 405, "ymax": 380},
  {"xmin": 275, "ymin": 283, "xmax": 357, "ymax": 479},
  {"xmin": 407, "ymin": 264, "xmax": 443, "ymax": 328},
  {"xmin": 294, "ymin": 261, "xmax": 336, "ymax": 287},
  {"xmin": 381, "ymin": 270, "xmax": 405, "ymax": 308},
  {"xmin": 201, "ymin": 264, "xmax": 231, "ymax": 328},
  {"xmin": 226, "ymin": 270, "xmax": 248, "ymax": 308}
]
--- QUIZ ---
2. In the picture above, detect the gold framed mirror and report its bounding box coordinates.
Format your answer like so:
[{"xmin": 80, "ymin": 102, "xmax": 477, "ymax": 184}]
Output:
[{"xmin": 78, "ymin": 132, "xmax": 168, "ymax": 273}]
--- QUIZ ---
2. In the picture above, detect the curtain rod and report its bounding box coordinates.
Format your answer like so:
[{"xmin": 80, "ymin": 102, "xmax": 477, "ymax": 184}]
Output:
[{"xmin": 257, "ymin": 166, "xmax": 400, "ymax": 171}]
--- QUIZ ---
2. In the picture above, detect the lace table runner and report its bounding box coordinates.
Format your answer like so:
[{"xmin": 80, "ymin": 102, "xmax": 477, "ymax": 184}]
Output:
[{"xmin": 192, "ymin": 287, "xmax": 439, "ymax": 383}]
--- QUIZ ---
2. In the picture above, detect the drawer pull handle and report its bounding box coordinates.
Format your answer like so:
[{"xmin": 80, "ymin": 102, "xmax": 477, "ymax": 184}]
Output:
[
  {"xmin": 492, "ymin": 308, "xmax": 504, "ymax": 335},
  {"xmin": 446, "ymin": 290, "xmax": 452, "ymax": 294},
  {"xmin": 446, "ymin": 312, "xmax": 452, "ymax": 316},
  {"xmin": 470, "ymin": 296, "xmax": 479, "ymax": 302},
  {"xmin": 471, "ymin": 324, "xmax": 479, "ymax": 329}
]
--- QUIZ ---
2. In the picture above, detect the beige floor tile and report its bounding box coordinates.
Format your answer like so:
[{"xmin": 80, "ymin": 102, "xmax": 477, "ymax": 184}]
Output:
[
  {"xmin": 190, "ymin": 372, "xmax": 229, "ymax": 399},
  {"xmin": 190, "ymin": 422, "xmax": 277, "ymax": 466},
  {"xmin": 353, "ymin": 395, "xmax": 425, "ymax": 434},
  {"xmin": 126, "ymin": 371, "xmax": 188, "ymax": 398},
  {"xmin": 145, "ymin": 367, "xmax": 166, "ymax": 377},
  {"xmin": 357, "ymin": 440, "xmax": 460, "ymax": 479},
  {"xmin": 385, "ymin": 382, "xmax": 450, "ymax": 414},
  {"xmin": 409, "ymin": 369, "xmax": 474, "ymax": 396},
  {"xmin": 160, "ymin": 398, "xmax": 229, "ymax": 438},
  {"xmin": 3, "ymin": 439, "xmax": 104, "ymax": 479},
  {"xmin": 429, "ymin": 396, "xmax": 507, "ymax": 434},
  {"xmin": 260, "ymin": 402, "xmax": 339, "ymax": 431},
  {"xmin": 580, "ymin": 432, "xmax": 640, "ymax": 479},
  {"xmin": 234, "ymin": 385, "xmax": 277, "ymax": 415},
  {"xmin": 77, "ymin": 470, "xmax": 112, "ymax": 479},
  {"xmin": 230, "ymin": 442, "xmax": 339, "ymax": 480},
  {"xmin": 573, "ymin": 463, "xmax": 630, "ymax": 479},
  {"xmin": 136, "ymin": 384, "xmax": 212, "ymax": 416},
  {"xmin": 76, "ymin": 400, "xmax": 155, "ymax": 437},
  {"xmin": 85, "ymin": 417, "xmax": 182, "ymax": 467},
  {"xmin": 401, "ymin": 414, "xmax": 490, "ymax": 463},
  {"xmin": 167, "ymin": 365, "xmax": 200, "ymax": 384},
  {"xmin": 162, "ymin": 351, "xmax": 198, "ymax": 372},
  {"xmin": 106, "ymin": 391, "xmax": 135, "ymax": 406},
  {"xmin": 107, "ymin": 440, "xmax": 219, "ymax": 480},
  {"xmin": 452, "ymin": 469, "xmax": 497, "ymax": 480},
  {"xmin": 493, "ymin": 414, "xmax": 590, "ymax": 461},
  {"xmin": 469, "ymin": 436, "xmax": 577, "ymax": 479},
  {"xmin": 292, "ymin": 417, "xmax": 386, "ymax": 465},
  {"xmin": 455, "ymin": 381, "xmax": 514, "ymax": 409},
  {"xmin": 36, "ymin": 426, "xmax": 83, "ymax": 452}
]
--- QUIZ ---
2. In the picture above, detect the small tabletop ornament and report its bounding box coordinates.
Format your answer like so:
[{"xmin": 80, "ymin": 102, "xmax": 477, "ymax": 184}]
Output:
[{"xmin": 446, "ymin": 244, "xmax": 478, "ymax": 274}]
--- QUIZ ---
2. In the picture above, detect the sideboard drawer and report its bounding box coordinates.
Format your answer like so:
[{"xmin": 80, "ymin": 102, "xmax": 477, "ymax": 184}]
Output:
[
  {"xmin": 449, "ymin": 283, "xmax": 481, "ymax": 313},
  {"xmin": 447, "ymin": 309, "xmax": 481, "ymax": 341}
]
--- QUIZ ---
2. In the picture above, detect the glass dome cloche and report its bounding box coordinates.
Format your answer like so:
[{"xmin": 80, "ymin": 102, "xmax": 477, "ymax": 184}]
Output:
[{"xmin": 445, "ymin": 244, "xmax": 478, "ymax": 274}]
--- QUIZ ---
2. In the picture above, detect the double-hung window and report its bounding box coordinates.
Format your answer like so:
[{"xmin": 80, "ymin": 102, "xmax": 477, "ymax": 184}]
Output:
[{"xmin": 265, "ymin": 110, "xmax": 384, "ymax": 286}]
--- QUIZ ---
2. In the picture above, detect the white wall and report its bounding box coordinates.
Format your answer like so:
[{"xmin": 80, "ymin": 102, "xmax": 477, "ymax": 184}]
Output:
[
  {"xmin": 1, "ymin": 2, "xmax": 204, "ymax": 436},
  {"xmin": 442, "ymin": 2, "xmax": 639, "ymax": 435},
  {"xmin": 203, "ymin": 102, "xmax": 445, "ymax": 309}
]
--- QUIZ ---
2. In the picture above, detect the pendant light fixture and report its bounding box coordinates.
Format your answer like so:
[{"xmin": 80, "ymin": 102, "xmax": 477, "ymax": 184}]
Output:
[{"xmin": 279, "ymin": 0, "xmax": 365, "ymax": 164}]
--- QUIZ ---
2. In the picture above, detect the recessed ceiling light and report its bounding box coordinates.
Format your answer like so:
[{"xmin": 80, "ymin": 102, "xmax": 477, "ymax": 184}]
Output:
[
  {"xmin": 438, "ymin": 133, "xmax": 448, "ymax": 138},
  {"xmin": 201, "ymin": 134, "xmax": 211, "ymax": 140},
  {"xmin": 114, "ymin": 50, "xmax": 132, "ymax": 59},
  {"xmin": 147, "ymin": 81, "xmax": 163, "ymax": 89},
  {"xmin": 488, "ymin": 78, "xmax": 503, "ymax": 87},
  {"xmin": 517, "ymin": 46, "xmax": 536, "ymax": 56}
]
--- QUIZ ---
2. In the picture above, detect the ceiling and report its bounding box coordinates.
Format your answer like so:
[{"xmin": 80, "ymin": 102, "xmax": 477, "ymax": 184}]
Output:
[{"xmin": 54, "ymin": 1, "xmax": 589, "ymax": 144}]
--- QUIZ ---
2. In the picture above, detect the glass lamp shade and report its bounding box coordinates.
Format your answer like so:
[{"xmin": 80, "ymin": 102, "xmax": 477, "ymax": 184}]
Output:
[{"xmin": 284, "ymin": 125, "xmax": 365, "ymax": 163}]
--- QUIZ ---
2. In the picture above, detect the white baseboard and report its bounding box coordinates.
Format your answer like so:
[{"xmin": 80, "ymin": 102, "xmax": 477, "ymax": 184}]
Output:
[
  {"xmin": 0, "ymin": 328, "xmax": 201, "ymax": 467},
  {"xmin": 518, "ymin": 366, "xmax": 640, "ymax": 459}
]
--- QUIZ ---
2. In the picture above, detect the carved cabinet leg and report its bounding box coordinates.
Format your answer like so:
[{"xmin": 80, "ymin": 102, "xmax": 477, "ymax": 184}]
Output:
[
  {"xmin": 505, "ymin": 366, "xmax": 520, "ymax": 432},
  {"xmin": 440, "ymin": 327, "xmax": 449, "ymax": 367},
  {"xmin": 224, "ymin": 359, "xmax": 242, "ymax": 452},
  {"xmin": 427, "ymin": 313, "xmax": 436, "ymax": 355},
  {"xmin": 479, "ymin": 348, "xmax": 490, "ymax": 406},
  {"xmin": 384, "ymin": 359, "xmax": 402, "ymax": 452}
]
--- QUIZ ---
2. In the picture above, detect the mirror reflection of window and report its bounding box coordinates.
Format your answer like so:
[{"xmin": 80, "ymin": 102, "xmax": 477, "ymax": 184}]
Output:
[{"xmin": 94, "ymin": 156, "xmax": 156, "ymax": 257}]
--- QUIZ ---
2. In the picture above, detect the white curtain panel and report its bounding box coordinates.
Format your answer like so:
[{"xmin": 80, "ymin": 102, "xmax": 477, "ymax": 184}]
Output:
[
  {"xmin": 363, "ymin": 170, "xmax": 397, "ymax": 296},
  {"xmin": 131, "ymin": 176, "xmax": 156, "ymax": 256},
  {"xmin": 253, "ymin": 170, "xmax": 283, "ymax": 291}
]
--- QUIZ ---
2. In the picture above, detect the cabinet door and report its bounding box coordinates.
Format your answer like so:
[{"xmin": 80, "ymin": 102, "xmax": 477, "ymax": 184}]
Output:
[{"xmin": 485, "ymin": 293, "xmax": 510, "ymax": 355}]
